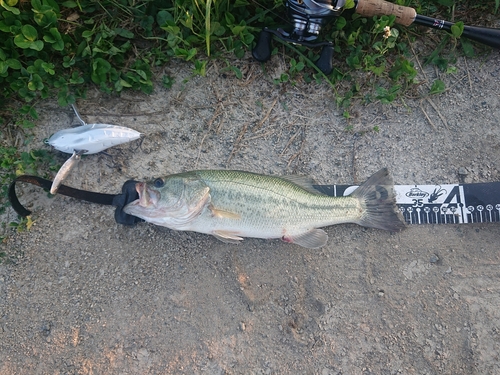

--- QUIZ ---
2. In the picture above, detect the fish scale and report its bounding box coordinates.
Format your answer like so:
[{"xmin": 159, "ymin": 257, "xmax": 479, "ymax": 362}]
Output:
[{"xmin": 191, "ymin": 172, "xmax": 360, "ymax": 227}]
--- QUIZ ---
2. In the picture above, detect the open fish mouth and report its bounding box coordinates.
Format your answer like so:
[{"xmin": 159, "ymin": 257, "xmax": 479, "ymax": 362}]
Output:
[{"xmin": 136, "ymin": 182, "xmax": 160, "ymax": 208}]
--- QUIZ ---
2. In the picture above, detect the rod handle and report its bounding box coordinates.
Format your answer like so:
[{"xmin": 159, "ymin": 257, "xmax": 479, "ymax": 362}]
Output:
[{"xmin": 355, "ymin": 0, "xmax": 416, "ymax": 26}]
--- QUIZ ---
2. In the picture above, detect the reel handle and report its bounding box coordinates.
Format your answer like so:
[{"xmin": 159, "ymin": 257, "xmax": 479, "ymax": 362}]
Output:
[
  {"xmin": 252, "ymin": 29, "xmax": 273, "ymax": 62},
  {"xmin": 316, "ymin": 45, "xmax": 334, "ymax": 75}
]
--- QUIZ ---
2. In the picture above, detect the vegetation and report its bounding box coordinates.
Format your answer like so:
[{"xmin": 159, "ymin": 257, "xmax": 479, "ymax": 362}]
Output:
[{"xmin": 0, "ymin": 0, "xmax": 498, "ymax": 226}]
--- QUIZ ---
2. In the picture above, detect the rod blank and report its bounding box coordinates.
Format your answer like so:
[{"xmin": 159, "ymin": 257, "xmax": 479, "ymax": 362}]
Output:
[{"xmin": 355, "ymin": 0, "xmax": 500, "ymax": 49}]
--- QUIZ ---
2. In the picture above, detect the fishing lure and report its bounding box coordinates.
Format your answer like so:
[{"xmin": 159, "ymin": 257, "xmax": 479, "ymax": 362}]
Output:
[
  {"xmin": 45, "ymin": 105, "xmax": 142, "ymax": 195},
  {"xmin": 46, "ymin": 123, "xmax": 142, "ymax": 154},
  {"xmin": 50, "ymin": 149, "xmax": 86, "ymax": 194},
  {"xmin": 45, "ymin": 104, "xmax": 142, "ymax": 155}
]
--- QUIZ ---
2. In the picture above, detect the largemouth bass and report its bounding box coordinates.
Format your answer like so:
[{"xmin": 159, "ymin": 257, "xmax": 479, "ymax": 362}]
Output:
[{"xmin": 123, "ymin": 168, "xmax": 405, "ymax": 248}]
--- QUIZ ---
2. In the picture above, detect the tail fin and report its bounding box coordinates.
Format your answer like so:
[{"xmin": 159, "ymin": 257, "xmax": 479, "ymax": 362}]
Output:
[{"xmin": 350, "ymin": 168, "xmax": 406, "ymax": 232}]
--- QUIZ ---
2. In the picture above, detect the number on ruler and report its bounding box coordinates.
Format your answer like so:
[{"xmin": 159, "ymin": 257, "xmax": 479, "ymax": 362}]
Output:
[{"xmin": 412, "ymin": 199, "xmax": 424, "ymax": 207}]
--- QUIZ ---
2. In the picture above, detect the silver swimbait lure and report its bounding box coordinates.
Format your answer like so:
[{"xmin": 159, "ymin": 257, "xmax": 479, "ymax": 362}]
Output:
[
  {"xmin": 46, "ymin": 105, "xmax": 142, "ymax": 155},
  {"xmin": 46, "ymin": 123, "xmax": 142, "ymax": 155}
]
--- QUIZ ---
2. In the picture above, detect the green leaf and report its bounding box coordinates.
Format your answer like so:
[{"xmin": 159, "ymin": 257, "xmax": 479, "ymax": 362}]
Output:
[
  {"xmin": 344, "ymin": 0, "xmax": 355, "ymax": 9},
  {"xmin": 461, "ymin": 39, "xmax": 475, "ymax": 57},
  {"xmin": 14, "ymin": 34, "xmax": 44, "ymax": 51},
  {"xmin": 0, "ymin": 0, "xmax": 20, "ymax": 15},
  {"xmin": 115, "ymin": 28, "xmax": 134, "ymax": 39},
  {"xmin": 6, "ymin": 59, "xmax": 22, "ymax": 69},
  {"xmin": 389, "ymin": 57, "xmax": 417, "ymax": 82},
  {"xmin": 193, "ymin": 59, "xmax": 206, "ymax": 76},
  {"xmin": 43, "ymin": 28, "xmax": 64, "ymax": 51},
  {"xmin": 91, "ymin": 57, "xmax": 111, "ymax": 84},
  {"xmin": 231, "ymin": 66, "xmax": 242, "ymax": 79},
  {"xmin": 29, "ymin": 106, "xmax": 38, "ymax": 119},
  {"xmin": 234, "ymin": 0, "xmax": 249, "ymax": 7},
  {"xmin": 225, "ymin": 12, "xmax": 235, "ymax": 25},
  {"xmin": 437, "ymin": 0, "xmax": 454, "ymax": 6},
  {"xmin": 20, "ymin": 119, "xmax": 35, "ymax": 129},
  {"xmin": 231, "ymin": 25, "xmax": 245, "ymax": 36},
  {"xmin": 33, "ymin": 5, "xmax": 58, "ymax": 27},
  {"xmin": 162, "ymin": 75, "xmax": 174, "ymax": 89},
  {"xmin": 450, "ymin": 22, "xmax": 464, "ymax": 38},
  {"xmin": 429, "ymin": 79, "xmax": 445, "ymax": 95},
  {"xmin": 31, "ymin": 0, "xmax": 42, "ymax": 11},
  {"xmin": 69, "ymin": 76, "xmax": 83, "ymax": 84},
  {"xmin": 368, "ymin": 63, "xmax": 385, "ymax": 76},
  {"xmin": 61, "ymin": 0, "xmax": 77, "ymax": 7},
  {"xmin": 41, "ymin": 61, "xmax": 55, "ymax": 75},
  {"xmin": 120, "ymin": 79, "xmax": 132, "ymax": 87},
  {"xmin": 335, "ymin": 16, "xmax": 347, "ymax": 30},
  {"xmin": 136, "ymin": 69, "xmax": 147, "ymax": 80},
  {"xmin": 82, "ymin": 30, "xmax": 94, "ymax": 38},
  {"xmin": 63, "ymin": 55, "xmax": 75, "ymax": 68},
  {"xmin": 174, "ymin": 47, "xmax": 197, "ymax": 61},
  {"xmin": 211, "ymin": 22, "xmax": 225, "ymax": 36},
  {"xmin": 32, "ymin": 40, "xmax": 44, "ymax": 51},
  {"xmin": 21, "ymin": 24, "xmax": 38, "ymax": 41},
  {"xmin": 19, "ymin": 104, "xmax": 33, "ymax": 116},
  {"xmin": 0, "ymin": 20, "xmax": 10, "ymax": 32},
  {"xmin": 27, "ymin": 73, "xmax": 44, "ymax": 91},
  {"xmin": 164, "ymin": 19, "xmax": 179, "ymax": 31},
  {"xmin": 429, "ymin": 56, "xmax": 449, "ymax": 71},
  {"xmin": 156, "ymin": 10, "xmax": 173, "ymax": 26}
]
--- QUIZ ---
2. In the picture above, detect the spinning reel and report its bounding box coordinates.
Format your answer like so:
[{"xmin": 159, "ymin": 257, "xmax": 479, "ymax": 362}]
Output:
[
  {"xmin": 252, "ymin": 0, "xmax": 500, "ymax": 75},
  {"xmin": 253, "ymin": 0, "xmax": 347, "ymax": 75}
]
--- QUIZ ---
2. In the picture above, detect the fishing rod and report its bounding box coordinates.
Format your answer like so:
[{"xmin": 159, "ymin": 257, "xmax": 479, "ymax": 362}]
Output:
[{"xmin": 252, "ymin": 0, "xmax": 500, "ymax": 74}]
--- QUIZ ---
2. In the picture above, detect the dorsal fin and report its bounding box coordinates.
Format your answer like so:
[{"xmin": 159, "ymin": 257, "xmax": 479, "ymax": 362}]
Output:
[{"xmin": 281, "ymin": 175, "xmax": 326, "ymax": 195}]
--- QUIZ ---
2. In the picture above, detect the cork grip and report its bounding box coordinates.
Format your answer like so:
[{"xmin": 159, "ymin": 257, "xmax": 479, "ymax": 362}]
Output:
[{"xmin": 355, "ymin": 0, "xmax": 417, "ymax": 26}]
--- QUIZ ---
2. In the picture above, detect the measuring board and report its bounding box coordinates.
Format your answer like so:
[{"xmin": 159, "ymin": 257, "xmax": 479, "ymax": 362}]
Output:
[{"xmin": 314, "ymin": 182, "xmax": 500, "ymax": 225}]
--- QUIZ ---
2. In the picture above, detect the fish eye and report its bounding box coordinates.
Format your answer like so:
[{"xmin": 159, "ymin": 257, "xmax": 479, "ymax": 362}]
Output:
[{"xmin": 153, "ymin": 178, "xmax": 164, "ymax": 188}]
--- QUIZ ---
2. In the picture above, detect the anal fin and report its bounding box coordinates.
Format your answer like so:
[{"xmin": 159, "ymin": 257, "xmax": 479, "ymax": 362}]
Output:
[{"xmin": 282, "ymin": 229, "xmax": 328, "ymax": 249}]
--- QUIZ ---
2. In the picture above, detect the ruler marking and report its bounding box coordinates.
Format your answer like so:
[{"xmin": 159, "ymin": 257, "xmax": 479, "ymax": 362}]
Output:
[{"xmin": 317, "ymin": 182, "xmax": 499, "ymax": 225}]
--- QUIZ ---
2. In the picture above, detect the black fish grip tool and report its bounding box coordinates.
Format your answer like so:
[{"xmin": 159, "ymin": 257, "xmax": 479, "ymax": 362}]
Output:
[{"xmin": 8, "ymin": 175, "xmax": 142, "ymax": 226}]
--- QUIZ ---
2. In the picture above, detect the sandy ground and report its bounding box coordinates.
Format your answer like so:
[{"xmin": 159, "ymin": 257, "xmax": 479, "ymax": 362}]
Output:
[{"xmin": 1, "ymin": 41, "xmax": 500, "ymax": 374}]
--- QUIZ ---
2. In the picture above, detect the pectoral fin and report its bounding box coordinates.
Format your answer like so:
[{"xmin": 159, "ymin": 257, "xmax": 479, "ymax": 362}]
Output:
[
  {"xmin": 212, "ymin": 230, "xmax": 244, "ymax": 244},
  {"xmin": 282, "ymin": 229, "xmax": 328, "ymax": 249},
  {"xmin": 209, "ymin": 205, "xmax": 241, "ymax": 220}
]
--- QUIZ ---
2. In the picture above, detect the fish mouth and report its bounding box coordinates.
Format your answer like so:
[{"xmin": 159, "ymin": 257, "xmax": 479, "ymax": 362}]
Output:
[{"xmin": 136, "ymin": 182, "xmax": 160, "ymax": 208}]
